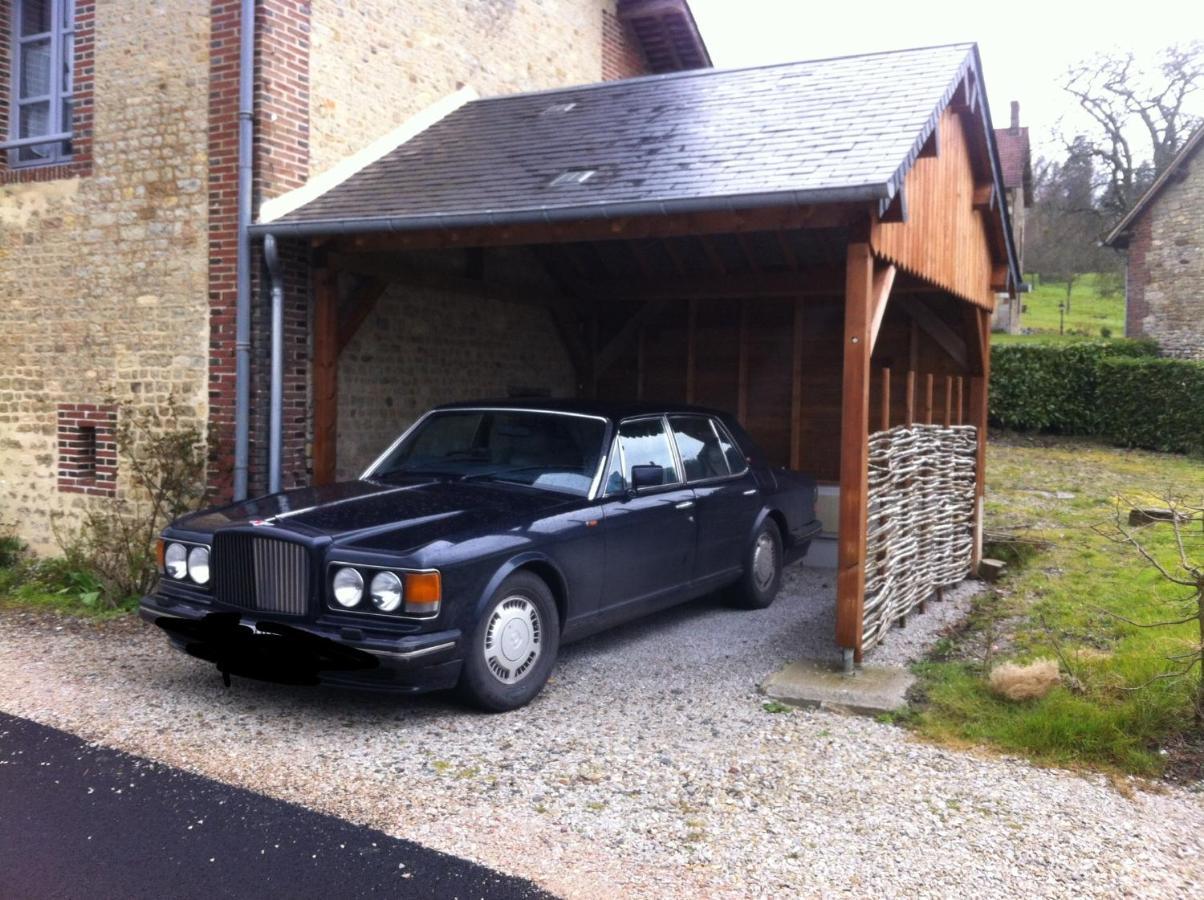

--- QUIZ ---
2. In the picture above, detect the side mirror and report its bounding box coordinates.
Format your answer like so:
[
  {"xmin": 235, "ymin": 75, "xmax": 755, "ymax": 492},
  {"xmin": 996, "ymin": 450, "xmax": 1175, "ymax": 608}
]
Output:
[{"xmin": 629, "ymin": 464, "xmax": 663, "ymax": 492}]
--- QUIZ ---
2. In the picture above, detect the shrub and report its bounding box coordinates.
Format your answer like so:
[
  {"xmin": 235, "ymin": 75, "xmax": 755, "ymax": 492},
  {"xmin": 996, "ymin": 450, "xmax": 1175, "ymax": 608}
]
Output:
[
  {"xmin": 988, "ymin": 339, "xmax": 1157, "ymax": 433},
  {"xmin": 1097, "ymin": 358, "xmax": 1204, "ymax": 454},
  {"xmin": 53, "ymin": 400, "xmax": 211, "ymax": 608}
]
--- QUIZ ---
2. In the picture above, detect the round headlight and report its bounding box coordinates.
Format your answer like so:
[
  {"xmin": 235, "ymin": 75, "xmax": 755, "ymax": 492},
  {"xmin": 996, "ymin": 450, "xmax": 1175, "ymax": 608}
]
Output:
[
  {"xmin": 370, "ymin": 571, "xmax": 403, "ymax": 612},
  {"xmin": 332, "ymin": 567, "xmax": 364, "ymax": 608},
  {"xmin": 187, "ymin": 546, "xmax": 210, "ymax": 585},
  {"xmin": 165, "ymin": 542, "xmax": 188, "ymax": 580}
]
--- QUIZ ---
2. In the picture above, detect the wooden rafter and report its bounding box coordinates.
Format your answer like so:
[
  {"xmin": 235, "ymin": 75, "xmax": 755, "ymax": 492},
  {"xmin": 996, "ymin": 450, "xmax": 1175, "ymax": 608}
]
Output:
[
  {"xmin": 337, "ymin": 276, "xmax": 391, "ymax": 355},
  {"xmin": 594, "ymin": 299, "xmax": 671, "ymax": 378},
  {"xmin": 898, "ymin": 296, "xmax": 968, "ymax": 370},
  {"xmin": 570, "ymin": 268, "xmax": 847, "ymax": 302},
  {"xmin": 867, "ymin": 263, "xmax": 897, "ymax": 352}
]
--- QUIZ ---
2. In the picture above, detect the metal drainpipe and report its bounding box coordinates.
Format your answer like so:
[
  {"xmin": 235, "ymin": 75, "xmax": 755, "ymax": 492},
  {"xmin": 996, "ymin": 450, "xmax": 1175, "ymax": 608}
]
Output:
[
  {"xmin": 263, "ymin": 234, "xmax": 284, "ymax": 494},
  {"xmin": 232, "ymin": 0, "xmax": 255, "ymax": 501}
]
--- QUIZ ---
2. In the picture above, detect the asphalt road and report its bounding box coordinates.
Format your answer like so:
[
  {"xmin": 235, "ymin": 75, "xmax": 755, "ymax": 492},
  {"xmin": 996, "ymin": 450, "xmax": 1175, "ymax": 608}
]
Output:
[{"xmin": 0, "ymin": 712, "xmax": 550, "ymax": 900}]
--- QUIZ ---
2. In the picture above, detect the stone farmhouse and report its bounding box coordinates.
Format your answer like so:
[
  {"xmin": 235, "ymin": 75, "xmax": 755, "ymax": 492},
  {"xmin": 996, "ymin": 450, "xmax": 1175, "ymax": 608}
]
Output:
[
  {"xmin": 990, "ymin": 100, "xmax": 1031, "ymax": 333},
  {"xmin": 0, "ymin": 0, "xmax": 710, "ymax": 551},
  {"xmin": 1104, "ymin": 125, "xmax": 1204, "ymax": 359}
]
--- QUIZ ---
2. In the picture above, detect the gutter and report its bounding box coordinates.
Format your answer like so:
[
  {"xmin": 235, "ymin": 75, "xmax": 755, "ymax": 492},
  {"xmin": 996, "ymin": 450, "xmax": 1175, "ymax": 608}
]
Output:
[
  {"xmin": 233, "ymin": 0, "xmax": 256, "ymax": 501},
  {"xmin": 247, "ymin": 183, "xmax": 889, "ymax": 240}
]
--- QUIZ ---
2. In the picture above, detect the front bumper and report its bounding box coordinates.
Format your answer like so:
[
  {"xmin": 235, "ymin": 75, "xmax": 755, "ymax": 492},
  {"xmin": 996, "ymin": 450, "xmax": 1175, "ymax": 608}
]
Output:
[{"xmin": 139, "ymin": 594, "xmax": 463, "ymax": 694}]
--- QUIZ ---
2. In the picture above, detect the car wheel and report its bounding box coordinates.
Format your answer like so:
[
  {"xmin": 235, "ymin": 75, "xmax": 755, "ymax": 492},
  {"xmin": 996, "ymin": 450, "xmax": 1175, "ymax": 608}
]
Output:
[
  {"xmin": 458, "ymin": 571, "xmax": 560, "ymax": 712},
  {"xmin": 727, "ymin": 518, "xmax": 783, "ymax": 609}
]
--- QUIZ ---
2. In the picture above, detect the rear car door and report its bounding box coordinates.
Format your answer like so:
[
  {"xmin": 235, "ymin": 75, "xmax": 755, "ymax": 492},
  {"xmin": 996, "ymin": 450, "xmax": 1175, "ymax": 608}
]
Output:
[
  {"xmin": 668, "ymin": 415, "xmax": 761, "ymax": 581},
  {"xmin": 599, "ymin": 416, "xmax": 697, "ymax": 612}
]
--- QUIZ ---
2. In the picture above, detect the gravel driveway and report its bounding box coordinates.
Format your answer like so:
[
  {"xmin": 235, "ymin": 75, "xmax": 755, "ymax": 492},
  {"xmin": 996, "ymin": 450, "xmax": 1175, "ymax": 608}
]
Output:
[{"xmin": 1, "ymin": 566, "xmax": 1201, "ymax": 898}]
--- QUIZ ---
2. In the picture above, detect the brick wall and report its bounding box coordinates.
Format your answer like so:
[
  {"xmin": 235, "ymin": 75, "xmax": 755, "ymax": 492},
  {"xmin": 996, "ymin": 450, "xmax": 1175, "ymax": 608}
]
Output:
[
  {"xmin": 56, "ymin": 403, "xmax": 116, "ymax": 496},
  {"xmin": 602, "ymin": 8, "xmax": 648, "ymax": 80},
  {"xmin": 1123, "ymin": 156, "xmax": 1204, "ymax": 359},
  {"xmin": 0, "ymin": 1, "xmax": 211, "ymax": 552}
]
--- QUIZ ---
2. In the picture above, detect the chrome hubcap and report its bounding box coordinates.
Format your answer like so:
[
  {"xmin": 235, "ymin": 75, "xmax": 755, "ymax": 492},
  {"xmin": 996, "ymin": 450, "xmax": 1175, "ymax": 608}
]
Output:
[
  {"xmin": 752, "ymin": 532, "xmax": 777, "ymax": 591},
  {"xmin": 483, "ymin": 595, "xmax": 542, "ymax": 684}
]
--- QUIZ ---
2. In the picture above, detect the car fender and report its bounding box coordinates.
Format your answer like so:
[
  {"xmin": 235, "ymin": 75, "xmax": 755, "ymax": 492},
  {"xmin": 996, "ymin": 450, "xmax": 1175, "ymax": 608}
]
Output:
[{"xmin": 473, "ymin": 551, "xmax": 569, "ymax": 622}]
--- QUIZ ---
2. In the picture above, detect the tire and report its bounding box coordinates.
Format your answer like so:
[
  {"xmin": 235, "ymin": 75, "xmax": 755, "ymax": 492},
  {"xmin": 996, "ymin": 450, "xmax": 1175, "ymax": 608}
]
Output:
[
  {"xmin": 458, "ymin": 571, "xmax": 560, "ymax": 712},
  {"xmin": 727, "ymin": 518, "xmax": 783, "ymax": 610}
]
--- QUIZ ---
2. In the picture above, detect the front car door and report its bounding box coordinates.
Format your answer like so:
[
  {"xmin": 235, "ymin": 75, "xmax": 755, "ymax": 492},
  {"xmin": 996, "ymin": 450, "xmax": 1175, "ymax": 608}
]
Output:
[
  {"xmin": 598, "ymin": 416, "xmax": 697, "ymax": 616},
  {"xmin": 668, "ymin": 415, "xmax": 762, "ymax": 582}
]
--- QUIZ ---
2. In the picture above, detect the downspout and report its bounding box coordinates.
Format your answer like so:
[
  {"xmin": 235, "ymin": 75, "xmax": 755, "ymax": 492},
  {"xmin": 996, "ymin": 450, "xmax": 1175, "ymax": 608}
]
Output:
[
  {"xmin": 263, "ymin": 234, "xmax": 284, "ymax": 494},
  {"xmin": 232, "ymin": 0, "xmax": 255, "ymax": 500}
]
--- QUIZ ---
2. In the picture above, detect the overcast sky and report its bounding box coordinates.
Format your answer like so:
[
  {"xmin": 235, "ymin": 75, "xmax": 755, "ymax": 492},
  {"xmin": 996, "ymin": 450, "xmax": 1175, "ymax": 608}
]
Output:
[{"xmin": 689, "ymin": 0, "xmax": 1203, "ymax": 162}]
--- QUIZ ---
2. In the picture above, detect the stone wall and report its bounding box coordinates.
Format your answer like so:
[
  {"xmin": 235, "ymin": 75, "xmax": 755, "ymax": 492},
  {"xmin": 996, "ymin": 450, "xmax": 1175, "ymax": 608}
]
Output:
[
  {"xmin": 336, "ymin": 286, "xmax": 576, "ymax": 481},
  {"xmin": 307, "ymin": 1, "xmax": 634, "ymax": 177},
  {"xmin": 0, "ymin": 1, "xmax": 211, "ymax": 552},
  {"xmin": 1124, "ymin": 154, "xmax": 1204, "ymax": 359}
]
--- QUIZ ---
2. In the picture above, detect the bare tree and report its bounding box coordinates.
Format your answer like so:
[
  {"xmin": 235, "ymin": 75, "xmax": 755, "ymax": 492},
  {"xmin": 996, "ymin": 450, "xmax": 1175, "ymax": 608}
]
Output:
[
  {"xmin": 1064, "ymin": 42, "xmax": 1204, "ymax": 217},
  {"xmin": 1093, "ymin": 496, "xmax": 1204, "ymax": 721}
]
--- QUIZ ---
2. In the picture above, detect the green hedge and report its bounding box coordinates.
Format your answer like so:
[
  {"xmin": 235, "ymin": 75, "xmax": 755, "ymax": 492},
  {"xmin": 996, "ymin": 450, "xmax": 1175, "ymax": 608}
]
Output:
[
  {"xmin": 989, "ymin": 340, "xmax": 1158, "ymax": 434},
  {"xmin": 1097, "ymin": 358, "xmax": 1204, "ymax": 454},
  {"xmin": 989, "ymin": 340, "xmax": 1203, "ymax": 454}
]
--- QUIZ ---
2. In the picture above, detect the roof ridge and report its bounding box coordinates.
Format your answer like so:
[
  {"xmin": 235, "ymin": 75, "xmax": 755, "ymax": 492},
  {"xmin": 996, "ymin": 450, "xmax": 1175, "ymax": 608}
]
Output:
[{"xmin": 468, "ymin": 41, "xmax": 977, "ymax": 105}]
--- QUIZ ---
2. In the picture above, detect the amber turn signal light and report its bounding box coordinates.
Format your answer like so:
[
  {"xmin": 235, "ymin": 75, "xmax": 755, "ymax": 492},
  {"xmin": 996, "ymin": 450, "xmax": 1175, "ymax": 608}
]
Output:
[
  {"xmin": 155, "ymin": 539, "xmax": 166, "ymax": 574},
  {"xmin": 403, "ymin": 571, "xmax": 441, "ymax": 616}
]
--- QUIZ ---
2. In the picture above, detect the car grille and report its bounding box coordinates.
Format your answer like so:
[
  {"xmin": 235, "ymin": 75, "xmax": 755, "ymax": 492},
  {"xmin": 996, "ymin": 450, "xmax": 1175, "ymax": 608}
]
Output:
[{"xmin": 212, "ymin": 533, "xmax": 310, "ymax": 616}]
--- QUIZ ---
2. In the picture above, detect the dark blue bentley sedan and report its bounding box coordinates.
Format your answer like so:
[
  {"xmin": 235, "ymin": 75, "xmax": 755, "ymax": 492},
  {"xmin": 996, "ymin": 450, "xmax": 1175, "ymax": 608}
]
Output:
[{"xmin": 141, "ymin": 401, "xmax": 821, "ymax": 711}]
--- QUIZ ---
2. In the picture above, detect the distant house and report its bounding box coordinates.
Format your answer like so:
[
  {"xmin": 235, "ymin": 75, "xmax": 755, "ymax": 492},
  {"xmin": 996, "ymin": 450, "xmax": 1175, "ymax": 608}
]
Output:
[
  {"xmin": 1104, "ymin": 127, "xmax": 1204, "ymax": 359},
  {"xmin": 991, "ymin": 101, "xmax": 1033, "ymax": 332}
]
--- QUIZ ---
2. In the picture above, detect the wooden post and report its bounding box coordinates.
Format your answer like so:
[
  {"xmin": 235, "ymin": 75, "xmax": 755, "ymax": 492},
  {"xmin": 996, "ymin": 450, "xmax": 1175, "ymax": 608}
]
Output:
[
  {"xmin": 789, "ymin": 297, "xmax": 804, "ymax": 469},
  {"xmin": 737, "ymin": 300, "xmax": 749, "ymax": 425},
  {"xmin": 685, "ymin": 298, "xmax": 698, "ymax": 403},
  {"xmin": 943, "ymin": 375, "xmax": 954, "ymax": 426},
  {"xmin": 905, "ymin": 369, "xmax": 916, "ymax": 425},
  {"xmin": 924, "ymin": 373, "xmax": 934, "ymax": 425},
  {"xmin": 312, "ymin": 268, "xmax": 339, "ymax": 486},
  {"xmin": 955, "ymin": 376, "xmax": 964, "ymax": 425},
  {"xmin": 836, "ymin": 240, "xmax": 874, "ymax": 663},
  {"xmin": 968, "ymin": 310, "xmax": 991, "ymax": 571},
  {"xmin": 880, "ymin": 367, "xmax": 891, "ymax": 432}
]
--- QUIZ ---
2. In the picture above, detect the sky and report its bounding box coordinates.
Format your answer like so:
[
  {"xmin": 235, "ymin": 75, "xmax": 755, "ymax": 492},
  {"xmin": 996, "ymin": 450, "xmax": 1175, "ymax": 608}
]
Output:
[{"xmin": 689, "ymin": 0, "xmax": 1204, "ymax": 162}]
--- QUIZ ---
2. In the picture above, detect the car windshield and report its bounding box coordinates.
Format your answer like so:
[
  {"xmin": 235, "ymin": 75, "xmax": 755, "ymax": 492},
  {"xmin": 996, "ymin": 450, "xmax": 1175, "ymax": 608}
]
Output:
[{"xmin": 372, "ymin": 410, "xmax": 608, "ymax": 497}]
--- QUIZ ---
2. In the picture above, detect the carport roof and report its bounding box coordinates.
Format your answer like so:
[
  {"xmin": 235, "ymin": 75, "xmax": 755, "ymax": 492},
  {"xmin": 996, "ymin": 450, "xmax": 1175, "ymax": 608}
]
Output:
[{"xmin": 255, "ymin": 43, "xmax": 987, "ymax": 237}]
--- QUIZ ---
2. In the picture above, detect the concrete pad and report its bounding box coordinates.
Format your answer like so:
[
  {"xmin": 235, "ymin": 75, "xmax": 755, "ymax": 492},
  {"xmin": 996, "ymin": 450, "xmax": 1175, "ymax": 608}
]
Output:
[{"xmin": 761, "ymin": 658, "xmax": 915, "ymax": 716}]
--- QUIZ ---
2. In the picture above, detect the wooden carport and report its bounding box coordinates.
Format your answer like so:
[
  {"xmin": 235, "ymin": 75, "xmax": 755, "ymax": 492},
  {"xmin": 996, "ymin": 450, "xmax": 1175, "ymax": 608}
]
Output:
[{"xmin": 251, "ymin": 43, "xmax": 1019, "ymax": 663}]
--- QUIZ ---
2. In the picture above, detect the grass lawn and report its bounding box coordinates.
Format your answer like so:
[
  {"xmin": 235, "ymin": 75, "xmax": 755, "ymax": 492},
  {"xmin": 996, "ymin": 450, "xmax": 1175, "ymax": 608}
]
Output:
[
  {"xmin": 910, "ymin": 432, "xmax": 1203, "ymax": 777},
  {"xmin": 993, "ymin": 274, "xmax": 1125, "ymax": 346}
]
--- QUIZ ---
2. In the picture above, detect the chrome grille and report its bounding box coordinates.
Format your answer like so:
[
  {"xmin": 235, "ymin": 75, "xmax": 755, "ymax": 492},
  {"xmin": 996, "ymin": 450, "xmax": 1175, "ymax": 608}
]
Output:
[{"xmin": 213, "ymin": 533, "xmax": 309, "ymax": 616}]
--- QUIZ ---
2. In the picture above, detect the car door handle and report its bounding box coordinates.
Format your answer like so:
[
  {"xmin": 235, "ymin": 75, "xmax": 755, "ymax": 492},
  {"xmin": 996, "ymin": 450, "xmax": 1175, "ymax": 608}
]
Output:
[
  {"xmin": 742, "ymin": 489, "xmax": 757, "ymax": 496},
  {"xmin": 675, "ymin": 500, "xmax": 695, "ymax": 510}
]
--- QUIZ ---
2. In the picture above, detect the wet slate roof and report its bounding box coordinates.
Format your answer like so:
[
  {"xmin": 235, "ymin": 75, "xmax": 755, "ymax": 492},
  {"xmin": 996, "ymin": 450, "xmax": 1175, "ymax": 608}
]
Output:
[{"xmin": 264, "ymin": 43, "xmax": 978, "ymax": 234}]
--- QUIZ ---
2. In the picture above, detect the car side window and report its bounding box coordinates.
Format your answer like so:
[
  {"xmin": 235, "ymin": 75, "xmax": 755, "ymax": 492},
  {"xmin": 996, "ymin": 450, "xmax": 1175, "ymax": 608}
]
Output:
[
  {"xmin": 605, "ymin": 418, "xmax": 681, "ymax": 493},
  {"xmin": 712, "ymin": 419, "xmax": 749, "ymax": 475},
  {"xmin": 669, "ymin": 415, "xmax": 731, "ymax": 482}
]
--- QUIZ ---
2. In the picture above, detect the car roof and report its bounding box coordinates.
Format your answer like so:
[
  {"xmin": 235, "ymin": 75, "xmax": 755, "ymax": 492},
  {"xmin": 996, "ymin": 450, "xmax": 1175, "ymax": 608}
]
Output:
[{"xmin": 431, "ymin": 398, "xmax": 732, "ymax": 423}]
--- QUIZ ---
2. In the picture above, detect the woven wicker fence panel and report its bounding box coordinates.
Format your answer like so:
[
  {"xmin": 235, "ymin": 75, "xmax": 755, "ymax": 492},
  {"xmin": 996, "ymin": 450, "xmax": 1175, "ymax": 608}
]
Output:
[{"xmin": 863, "ymin": 424, "xmax": 977, "ymax": 652}]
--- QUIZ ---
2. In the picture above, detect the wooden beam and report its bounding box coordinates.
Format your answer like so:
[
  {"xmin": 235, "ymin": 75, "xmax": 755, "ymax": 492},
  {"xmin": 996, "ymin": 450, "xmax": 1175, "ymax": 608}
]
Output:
[
  {"xmin": 836, "ymin": 238, "xmax": 874, "ymax": 661},
  {"xmin": 735, "ymin": 234, "xmax": 762, "ymax": 273},
  {"xmin": 955, "ymin": 375, "xmax": 964, "ymax": 425},
  {"xmin": 868, "ymin": 263, "xmax": 897, "ymax": 352},
  {"xmin": 330, "ymin": 203, "xmax": 865, "ymax": 253},
  {"xmin": 990, "ymin": 264, "xmax": 1010, "ymax": 293},
  {"xmin": 548, "ymin": 305, "xmax": 592, "ymax": 385},
  {"xmin": 789, "ymin": 297, "xmax": 804, "ymax": 469},
  {"xmin": 905, "ymin": 368, "xmax": 916, "ymax": 425},
  {"xmin": 924, "ymin": 373, "xmax": 934, "ymax": 425},
  {"xmin": 328, "ymin": 252, "xmax": 568, "ymax": 311},
  {"xmin": 594, "ymin": 299, "xmax": 670, "ymax": 378},
  {"xmin": 312, "ymin": 268, "xmax": 339, "ymax": 487},
  {"xmin": 972, "ymin": 183, "xmax": 995, "ymax": 213},
  {"xmin": 775, "ymin": 231, "xmax": 799, "ymax": 270},
  {"xmin": 698, "ymin": 235, "xmax": 727, "ymax": 276},
  {"xmin": 918, "ymin": 120, "xmax": 940, "ymax": 158},
  {"xmin": 337, "ymin": 277, "xmax": 391, "ymax": 355},
  {"xmin": 571, "ymin": 267, "xmax": 847, "ymax": 302},
  {"xmin": 898, "ymin": 296, "xmax": 968, "ymax": 369},
  {"xmin": 943, "ymin": 375, "xmax": 954, "ymax": 426}
]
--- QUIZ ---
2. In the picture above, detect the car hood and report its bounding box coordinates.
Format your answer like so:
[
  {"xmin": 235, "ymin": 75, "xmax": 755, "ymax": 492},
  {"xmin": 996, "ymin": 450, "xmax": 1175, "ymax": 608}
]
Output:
[{"xmin": 174, "ymin": 477, "xmax": 579, "ymax": 552}]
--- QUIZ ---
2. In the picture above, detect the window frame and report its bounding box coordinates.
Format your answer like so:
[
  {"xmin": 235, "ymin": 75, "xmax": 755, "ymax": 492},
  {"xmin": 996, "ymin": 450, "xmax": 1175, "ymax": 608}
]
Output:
[
  {"xmin": 603, "ymin": 415, "xmax": 686, "ymax": 497},
  {"xmin": 6, "ymin": 0, "xmax": 74, "ymax": 168},
  {"xmin": 666, "ymin": 414, "xmax": 757, "ymax": 486}
]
